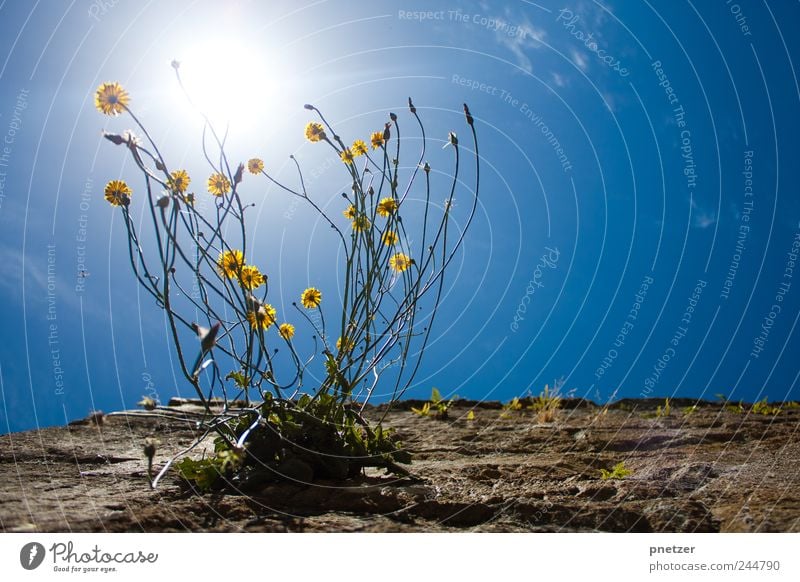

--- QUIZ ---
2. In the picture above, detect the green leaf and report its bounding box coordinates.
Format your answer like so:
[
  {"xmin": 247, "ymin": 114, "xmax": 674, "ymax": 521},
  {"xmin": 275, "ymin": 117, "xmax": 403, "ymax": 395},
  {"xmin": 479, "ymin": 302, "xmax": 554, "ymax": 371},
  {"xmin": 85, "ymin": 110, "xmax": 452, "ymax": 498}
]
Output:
[
  {"xmin": 600, "ymin": 461, "xmax": 633, "ymax": 480},
  {"xmin": 411, "ymin": 402, "xmax": 431, "ymax": 416},
  {"xmin": 176, "ymin": 457, "xmax": 220, "ymax": 491},
  {"xmin": 225, "ymin": 370, "xmax": 249, "ymax": 388}
]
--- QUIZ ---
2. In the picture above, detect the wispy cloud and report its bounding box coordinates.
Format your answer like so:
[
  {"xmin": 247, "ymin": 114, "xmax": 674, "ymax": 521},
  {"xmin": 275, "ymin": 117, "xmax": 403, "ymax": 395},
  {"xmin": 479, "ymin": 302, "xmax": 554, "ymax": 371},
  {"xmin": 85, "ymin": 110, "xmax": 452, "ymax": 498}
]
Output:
[
  {"xmin": 570, "ymin": 48, "xmax": 589, "ymax": 72},
  {"xmin": 691, "ymin": 199, "xmax": 717, "ymax": 229},
  {"xmin": 550, "ymin": 72, "xmax": 566, "ymax": 87},
  {"xmin": 485, "ymin": 6, "xmax": 547, "ymax": 74},
  {"xmin": 0, "ymin": 245, "xmax": 39, "ymax": 298},
  {"xmin": 0, "ymin": 244, "xmax": 99, "ymax": 316}
]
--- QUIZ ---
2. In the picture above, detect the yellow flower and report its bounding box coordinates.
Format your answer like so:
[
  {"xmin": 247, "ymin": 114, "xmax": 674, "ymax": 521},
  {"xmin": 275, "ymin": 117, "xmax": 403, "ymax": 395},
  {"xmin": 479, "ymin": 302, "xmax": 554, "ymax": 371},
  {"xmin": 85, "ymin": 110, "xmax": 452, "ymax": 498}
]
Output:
[
  {"xmin": 382, "ymin": 230, "xmax": 399, "ymax": 246},
  {"xmin": 301, "ymin": 287, "xmax": 322, "ymax": 309},
  {"xmin": 104, "ymin": 180, "xmax": 131, "ymax": 206},
  {"xmin": 340, "ymin": 148, "xmax": 355, "ymax": 165},
  {"xmin": 217, "ymin": 249, "xmax": 244, "ymax": 279},
  {"xmin": 370, "ymin": 131, "xmax": 384, "ymax": 149},
  {"xmin": 279, "ymin": 323, "xmax": 295, "ymax": 340},
  {"xmin": 352, "ymin": 139, "xmax": 368, "ymax": 156},
  {"xmin": 94, "ymin": 82, "xmax": 129, "ymax": 116},
  {"xmin": 389, "ymin": 252, "xmax": 412, "ymax": 273},
  {"xmin": 239, "ymin": 265, "xmax": 265, "ymax": 290},
  {"xmin": 207, "ymin": 172, "xmax": 231, "ymax": 197},
  {"xmin": 343, "ymin": 204, "xmax": 357, "ymax": 219},
  {"xmin": 351, "ymin": 214, "xmax": 371, "ymax": 232},
  {"xmin": 247, "ymin": 158, "xmax": 264, "ymax": 174},
  {"xmin": 247, "ymin": 304, "xmax": 277, "ymax": 330},
  {"xmin": 168, "ymin": 169, "xmax": 190, "ymax": 193},
  {"xmin": 376, "ymin": 197, "xmax": 398, "ymax": 217},
  {"xmin": 336, "ymin": 336, "xmax": 355, "ymax": 353},
  {"xmin": 305, "ymin": 122, "xmax": 326, "ymax": 142}
]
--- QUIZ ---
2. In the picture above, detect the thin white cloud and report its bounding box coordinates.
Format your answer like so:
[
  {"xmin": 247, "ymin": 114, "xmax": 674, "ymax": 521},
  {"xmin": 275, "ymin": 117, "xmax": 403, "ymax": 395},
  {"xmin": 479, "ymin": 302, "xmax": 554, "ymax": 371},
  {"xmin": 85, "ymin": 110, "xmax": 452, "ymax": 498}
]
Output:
[
  {"xmin": 551, "ymin": 72, "xmax": 567, "ymax": 87},
  {"xmin": 0, "ymin": 244, "xmax": 98, "ymax": 316},
  {"xmin": 693, "ymin": 212, "xmax": 717, "ymax": 229},
  {"xmin": 691, "ymin": 199, "xmax": 717, "ymax": 229},
  {"xmin": 0, "ymin": 245, "xmax": 39, "ymax": 298},
  {"xmin": 490, "ymin": 9, "xmax": 547, "ymax": 74},
  {"xmin": 570, "ymin": 48, "xmax": 589, "ymax": 72}
]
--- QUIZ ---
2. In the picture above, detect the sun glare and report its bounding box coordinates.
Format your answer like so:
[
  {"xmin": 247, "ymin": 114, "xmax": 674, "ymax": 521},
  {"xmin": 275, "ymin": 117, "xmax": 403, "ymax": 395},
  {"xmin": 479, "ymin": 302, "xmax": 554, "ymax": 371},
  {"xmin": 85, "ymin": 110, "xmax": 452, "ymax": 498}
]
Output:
[{"xmin": 177, "ymin": 39, "xmax": 276, "ymax": 127}]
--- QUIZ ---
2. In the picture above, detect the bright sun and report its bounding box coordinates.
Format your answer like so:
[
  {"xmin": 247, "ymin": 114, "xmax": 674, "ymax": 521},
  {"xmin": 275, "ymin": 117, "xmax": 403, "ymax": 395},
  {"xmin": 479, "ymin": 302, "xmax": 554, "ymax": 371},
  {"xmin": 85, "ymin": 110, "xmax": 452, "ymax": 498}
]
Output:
[{"xmin": 177, "ymin": 39, "xmax": 277, "ymax": 127}]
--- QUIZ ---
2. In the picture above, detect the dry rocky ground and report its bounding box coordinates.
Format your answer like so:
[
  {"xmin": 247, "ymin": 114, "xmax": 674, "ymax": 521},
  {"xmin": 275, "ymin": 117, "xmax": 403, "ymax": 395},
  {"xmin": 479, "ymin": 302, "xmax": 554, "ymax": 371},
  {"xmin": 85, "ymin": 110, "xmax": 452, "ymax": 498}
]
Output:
[{"xmin": 1, "ymin": 398, "xmax": 799, "ymax": 532}]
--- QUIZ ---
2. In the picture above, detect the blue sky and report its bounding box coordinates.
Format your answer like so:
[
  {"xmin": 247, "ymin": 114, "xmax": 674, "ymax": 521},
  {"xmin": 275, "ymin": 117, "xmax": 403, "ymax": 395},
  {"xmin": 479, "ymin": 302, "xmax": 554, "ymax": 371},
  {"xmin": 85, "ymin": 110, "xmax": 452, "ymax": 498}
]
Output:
[{"xmin": 1, "ymin": 0, "xmax": 798, "ymax": 433}]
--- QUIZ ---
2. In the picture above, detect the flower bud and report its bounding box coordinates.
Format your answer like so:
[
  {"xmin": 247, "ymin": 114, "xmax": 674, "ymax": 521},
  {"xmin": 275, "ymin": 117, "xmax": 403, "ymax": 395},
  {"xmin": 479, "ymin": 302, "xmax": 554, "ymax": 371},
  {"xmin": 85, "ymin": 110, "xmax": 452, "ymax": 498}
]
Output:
[{"xmin": 103, "ymin": 132, "xmax": 125, "ymax": 145}]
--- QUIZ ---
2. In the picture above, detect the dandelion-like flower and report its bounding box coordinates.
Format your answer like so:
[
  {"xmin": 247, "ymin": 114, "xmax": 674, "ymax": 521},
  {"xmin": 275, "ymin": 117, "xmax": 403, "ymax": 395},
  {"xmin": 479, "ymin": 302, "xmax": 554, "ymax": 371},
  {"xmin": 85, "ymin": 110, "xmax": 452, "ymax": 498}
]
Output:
[
  {"xmin": 217, "ymin": 249, "xmax": 244, "ymax": 279},
  {"xmin": 376, "ymin": 197, "xmax": 398, "ymax": 217},
  {"xmin": 239, "ymin": 265, "xmax": 265, "ymax": 290},
  {"xmin": 247, "ymin": 304, "xmax": 276, "ymax": 330},
  {"xmin": 104, "ymin": 180, "xmax": 131, "ymax": 206},
  {"xmin": 301, "ymin": 287, "xmax": 322, "ymax": 309},
  {"xmin": 169, "ymin": 169, "xmax": 190, "ymax": 193},
  {"xmin": 305, "ymin": 122, "xmax": 326, "ymax": 142},
  {"xmin": 342, "ymin": 204, "xmax": 357, "ymax": 219},
  {"xmin": 340, "ymin": 148, "xmax": 355, "ymax": 165},
  {"xmin": 247, "ymin": 158, "xmax": 264, "ymax": 174},
  {"xmin": 351, "ymin": 214, "xmax": 371, "ymax": 232},
  {"xmin": 279, "ymin": 323, "xmax": 295, "ymax": 340},
  {"xmin": 389, "ymin": 252, "xmax": 412, "ymax": 273},
  {"xmin": 370, "ymin": 131, "xmax": 384, "ymax": 149},
  {"xmin": 382, "ymin": 230, "xmax": 399, "ymax": 246},
  {"xmin": 352, "ymin": 139, "xmax": 368, "ymax": 156},
  {"xmin": 207, "ymin": 172, "xmax": 231, "ymax": 197},
  {"xmin": 94, "ymin": 82, "xmax": 129, "ymax": 116}
]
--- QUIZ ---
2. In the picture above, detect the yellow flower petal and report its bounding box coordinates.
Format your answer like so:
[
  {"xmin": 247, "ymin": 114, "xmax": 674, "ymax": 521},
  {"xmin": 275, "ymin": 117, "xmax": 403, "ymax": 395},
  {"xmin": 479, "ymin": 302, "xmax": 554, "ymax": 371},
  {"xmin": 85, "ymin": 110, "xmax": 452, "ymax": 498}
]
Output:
[
  {"xmin": 300, "ymin": 287, "xmax": 322, "ymax": 309},
  {"xmin": 95, "ymin": 82, "xmax": 129, "ymax": 116}
]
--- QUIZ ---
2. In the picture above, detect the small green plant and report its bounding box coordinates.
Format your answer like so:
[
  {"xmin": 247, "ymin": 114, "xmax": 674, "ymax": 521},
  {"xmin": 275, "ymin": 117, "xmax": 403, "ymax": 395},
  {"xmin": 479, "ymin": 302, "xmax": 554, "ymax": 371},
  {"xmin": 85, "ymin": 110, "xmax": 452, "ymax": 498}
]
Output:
[
  {"xmin": 410, "ymin": 401, "xmax": 431, "ymax": 417},
  {"xmin": 682, "ymin": 404, "xmax": 699, "ymax": 416},
  {"xmin": 94, "ymin": 69, "xmax": 480, "ymax": 490},
  {"xmin": 500, "ymin": 396, "xmax": 523, "ymax": 419},
  {"xmin": 643, "ymin": 398, "xmax": 672, "ymax": 419},
  {"xmin": 726, "ymin": 401, "xmax": 745, "ymax": 414},
  {"xmin": 717, "ymin": 393, "xmax": 744, "ymax": 414},
  {"xmin": 431, "ymin": 387, "xmax": 456, "ymax": 420},
  {"xmin": 466, "ymin": 410, "xmax": 476, "ymax": 421},
  {"xmin": 529, "ymin": 383, "xmax": 562, "ymax": 423},
  {"xmin": 782, "ymin": 401, "xmax": 800, "ymax": 410},
  {"xmin": 411, "ymin": 388, "xmax": 455, "ymax": 420},
  {"xmin": 600, "ymin": 461, "xmax": 633, "ymax": 480},
  {"xmin": 752, "ymin": 398, "xmax": 781, "ymax": 416},
  {"xmin": 177, "ymin": 393, "xmax": 412, "ymax": 490}
]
